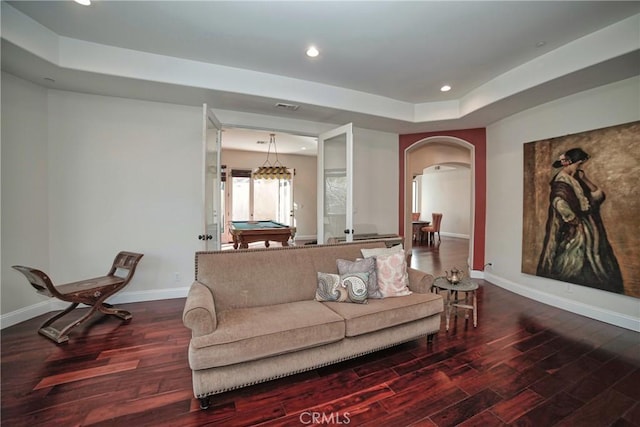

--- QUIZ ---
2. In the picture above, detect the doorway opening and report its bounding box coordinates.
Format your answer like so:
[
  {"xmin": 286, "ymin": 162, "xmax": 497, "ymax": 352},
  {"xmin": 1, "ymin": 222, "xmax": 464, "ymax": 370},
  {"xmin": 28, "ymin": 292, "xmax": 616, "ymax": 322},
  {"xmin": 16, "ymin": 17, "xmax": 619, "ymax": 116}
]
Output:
[
  {"xmin": 405, "ymin": 137, "xmax": 475, "ymax": 272},
  {"xmin": 220, "ymin": 128, "xmax": 317, "ymax": 245}
]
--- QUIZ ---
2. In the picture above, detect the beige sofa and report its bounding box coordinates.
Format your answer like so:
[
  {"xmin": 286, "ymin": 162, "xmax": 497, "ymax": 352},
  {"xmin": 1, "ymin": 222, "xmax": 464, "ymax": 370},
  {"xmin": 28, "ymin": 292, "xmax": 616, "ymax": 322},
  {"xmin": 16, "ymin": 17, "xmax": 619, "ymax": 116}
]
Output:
[{"xmin": 182, "ymin": 241, "xmax": 443, "ymax": 409}]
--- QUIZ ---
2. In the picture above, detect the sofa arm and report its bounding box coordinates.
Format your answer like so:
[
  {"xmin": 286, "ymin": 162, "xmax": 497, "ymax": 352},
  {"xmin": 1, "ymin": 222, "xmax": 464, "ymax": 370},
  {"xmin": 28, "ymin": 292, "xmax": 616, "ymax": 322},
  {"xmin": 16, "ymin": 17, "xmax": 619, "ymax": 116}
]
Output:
[
  {"xmin": 407, "ymin": 268, "xmax": 435, "ymax": 294},
  {"xmin": 182, "ymin": 281, "xmax": 217, "ymax": 337}
]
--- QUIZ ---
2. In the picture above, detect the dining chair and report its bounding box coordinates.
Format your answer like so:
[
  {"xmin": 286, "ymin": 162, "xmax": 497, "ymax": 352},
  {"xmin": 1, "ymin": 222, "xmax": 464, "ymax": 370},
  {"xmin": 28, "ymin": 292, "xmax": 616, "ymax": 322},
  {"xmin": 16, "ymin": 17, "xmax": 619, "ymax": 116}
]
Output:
[{"xmin": 421, "ymin": 213, "xmax": 443, "ymax": 244}]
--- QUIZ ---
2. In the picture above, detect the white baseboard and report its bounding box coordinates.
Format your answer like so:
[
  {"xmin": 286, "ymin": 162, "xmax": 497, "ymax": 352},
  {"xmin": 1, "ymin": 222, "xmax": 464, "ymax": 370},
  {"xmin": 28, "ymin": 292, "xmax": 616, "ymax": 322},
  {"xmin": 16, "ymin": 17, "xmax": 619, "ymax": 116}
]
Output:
[
  {"xmin": 485, "ymin": 272, "xmax": 640, "ymax": 332},
  {"xmin": 440, "ymin": 232, "xmax": 470, "ymax": 239},
  {"xmin": 104, "ymin": 286, "xmax": 189, "ymax": 305},
  {"xmin": 469, "ymin": 269, "xmax": 484, "ymax": 279},
  {"xmin": 0, "ymin": 300, "xmax": 54, "ymax": 330},
  {"xmin": 0, "ymin": 287, "xmax": 190, "ymax": 330}
]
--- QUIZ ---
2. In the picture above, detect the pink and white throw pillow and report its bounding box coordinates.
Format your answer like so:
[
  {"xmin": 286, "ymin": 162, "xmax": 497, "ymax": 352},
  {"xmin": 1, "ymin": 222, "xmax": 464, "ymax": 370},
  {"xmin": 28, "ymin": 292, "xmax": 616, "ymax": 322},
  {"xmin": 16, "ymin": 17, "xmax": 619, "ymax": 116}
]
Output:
[{"xmin": 375, "ymin": 251, "xmax": 412, "ymax": 297}]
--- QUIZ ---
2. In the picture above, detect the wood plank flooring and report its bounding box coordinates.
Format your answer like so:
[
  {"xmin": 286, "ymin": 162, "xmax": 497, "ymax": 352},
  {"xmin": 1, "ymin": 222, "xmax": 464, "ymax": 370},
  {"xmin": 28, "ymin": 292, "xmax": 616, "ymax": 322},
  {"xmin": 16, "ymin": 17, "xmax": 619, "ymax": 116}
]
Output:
[
  {"xmin": 2, "ymin": 237, "xmax": 639, "ymax": 426},
  {"xmin": 410, "ymin": 236, "xmax": 471, "ymax": 278}
]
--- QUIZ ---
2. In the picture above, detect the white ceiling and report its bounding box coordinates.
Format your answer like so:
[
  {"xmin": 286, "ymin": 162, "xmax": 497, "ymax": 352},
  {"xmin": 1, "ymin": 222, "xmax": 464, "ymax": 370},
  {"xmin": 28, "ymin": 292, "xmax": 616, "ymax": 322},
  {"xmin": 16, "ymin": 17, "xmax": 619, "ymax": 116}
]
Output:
[{"xmin": 2, "ymin": 1, "xmax": 639, "ymax": 154}]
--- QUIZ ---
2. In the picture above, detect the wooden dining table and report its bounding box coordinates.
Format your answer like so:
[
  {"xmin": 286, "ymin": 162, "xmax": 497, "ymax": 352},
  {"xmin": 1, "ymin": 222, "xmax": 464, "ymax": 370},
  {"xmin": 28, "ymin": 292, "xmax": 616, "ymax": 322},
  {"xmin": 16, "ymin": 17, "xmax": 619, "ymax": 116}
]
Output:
[{"xmin": 412, "ymin": 220, "xmax": 431, "ymax": 245}]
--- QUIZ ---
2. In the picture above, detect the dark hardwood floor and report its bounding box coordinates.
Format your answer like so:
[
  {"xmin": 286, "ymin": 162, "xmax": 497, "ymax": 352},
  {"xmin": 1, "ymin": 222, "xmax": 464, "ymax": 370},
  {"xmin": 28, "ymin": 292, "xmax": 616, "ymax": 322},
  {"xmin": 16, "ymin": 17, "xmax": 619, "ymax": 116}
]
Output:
[
  {"xmin": 2, "ymin": 237, "xmax": 639, "ymax": 426},
  {"xmin": 410, "ymin": 236, "xmax": 470, "ymax": 278}
]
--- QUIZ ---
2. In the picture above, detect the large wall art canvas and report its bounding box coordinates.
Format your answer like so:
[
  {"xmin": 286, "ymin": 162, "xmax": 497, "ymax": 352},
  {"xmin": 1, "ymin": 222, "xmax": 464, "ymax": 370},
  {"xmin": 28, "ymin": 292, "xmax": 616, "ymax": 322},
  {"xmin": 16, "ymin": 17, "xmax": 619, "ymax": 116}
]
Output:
[{"xmin": 522, "ymin": 121, "xmax": 639, "ymax": 298}]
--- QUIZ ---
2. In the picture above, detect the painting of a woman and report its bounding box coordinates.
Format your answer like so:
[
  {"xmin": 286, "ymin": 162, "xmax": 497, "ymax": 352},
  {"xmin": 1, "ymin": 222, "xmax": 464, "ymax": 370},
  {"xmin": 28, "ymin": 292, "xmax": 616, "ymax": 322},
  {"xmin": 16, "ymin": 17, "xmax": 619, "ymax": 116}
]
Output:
[{"xmin": 537, "ymin": 148, "xmax": 624, "ymax": 293}]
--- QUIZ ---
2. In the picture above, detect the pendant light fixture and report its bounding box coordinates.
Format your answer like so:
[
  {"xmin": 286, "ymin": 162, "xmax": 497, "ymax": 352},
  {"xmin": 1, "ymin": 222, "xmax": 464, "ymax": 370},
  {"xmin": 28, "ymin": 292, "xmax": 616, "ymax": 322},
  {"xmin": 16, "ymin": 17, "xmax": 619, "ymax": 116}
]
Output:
[{"xmin": 253, "ymin": 133, "xmax": 292, "ymax": 180}]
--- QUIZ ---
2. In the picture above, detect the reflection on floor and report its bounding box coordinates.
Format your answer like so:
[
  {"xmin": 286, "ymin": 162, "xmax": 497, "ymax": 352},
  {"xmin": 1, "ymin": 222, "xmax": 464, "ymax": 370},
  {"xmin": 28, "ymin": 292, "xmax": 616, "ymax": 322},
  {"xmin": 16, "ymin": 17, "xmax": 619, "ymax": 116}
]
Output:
[{"xmin": 410, "ymin": 236, "xmax": 470, "ymax": 278}]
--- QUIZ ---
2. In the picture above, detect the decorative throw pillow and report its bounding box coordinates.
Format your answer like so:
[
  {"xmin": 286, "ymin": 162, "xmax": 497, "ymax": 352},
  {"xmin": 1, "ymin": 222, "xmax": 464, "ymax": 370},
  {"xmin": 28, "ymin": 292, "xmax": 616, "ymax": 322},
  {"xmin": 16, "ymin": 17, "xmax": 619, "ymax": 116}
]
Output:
[
  {"xmin": 316, "ymin": 272, "xmax": 345, "ymax": 302},
  {"xmin": 316, "ymin": 272, "xmax": 369, "ymax": 304},
  {"xmin": 375, "ymin": 251, "xmax": 412, "ymax": 297},
  {"xmin": 336, "ymin": 258, "xmax": 382, "ymax": 299},
  {"xmin": 341, "ymin": 272, "xmax": 369, "ymax": 304}
]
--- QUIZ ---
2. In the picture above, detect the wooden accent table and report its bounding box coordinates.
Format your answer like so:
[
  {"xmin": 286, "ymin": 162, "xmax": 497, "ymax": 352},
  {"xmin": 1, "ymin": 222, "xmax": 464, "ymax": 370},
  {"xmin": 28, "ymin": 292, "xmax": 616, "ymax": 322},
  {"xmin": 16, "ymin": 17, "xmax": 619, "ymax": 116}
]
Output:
[
  {"xmin": 412, "ymin": 221, "xmax": 430, "ymax": 244},
  {"xmin": 432, "ymin": 276, "xmax": 478, "ymax": 331}
]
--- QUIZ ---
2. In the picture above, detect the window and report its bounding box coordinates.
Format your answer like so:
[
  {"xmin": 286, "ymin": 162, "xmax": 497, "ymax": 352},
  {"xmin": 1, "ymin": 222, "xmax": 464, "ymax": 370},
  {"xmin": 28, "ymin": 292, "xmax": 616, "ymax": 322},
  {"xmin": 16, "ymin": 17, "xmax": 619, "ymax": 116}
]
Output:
[
  {"xmin": 412, "ymin": 177, "xmax": 419, "ymax": 213},
  {"xmin": 227, "ymin": 168, "xmax": 293, "ymax": 225},
  {"xmin": 253, "ymin": 178, "xmax": 292, "ymax": 225}
]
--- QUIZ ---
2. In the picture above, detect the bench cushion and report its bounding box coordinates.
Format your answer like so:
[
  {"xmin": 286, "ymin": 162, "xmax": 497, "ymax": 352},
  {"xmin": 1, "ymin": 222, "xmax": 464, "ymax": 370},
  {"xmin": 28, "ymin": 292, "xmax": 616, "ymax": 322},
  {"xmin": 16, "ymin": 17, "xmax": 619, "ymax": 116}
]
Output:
[
  {"xmin": 321, "ymin": 292, "xmax": 443, "ymax": 337},
  {"xmin": 189, "ymin": 300, "xmax": 345, "ymax": 370}
]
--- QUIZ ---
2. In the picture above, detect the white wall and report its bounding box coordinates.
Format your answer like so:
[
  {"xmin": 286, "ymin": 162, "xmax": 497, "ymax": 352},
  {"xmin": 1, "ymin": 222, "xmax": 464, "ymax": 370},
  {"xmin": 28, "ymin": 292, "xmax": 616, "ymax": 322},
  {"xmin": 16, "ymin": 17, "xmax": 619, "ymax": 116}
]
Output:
[
  {"xmin": 353, "ymin": 127, "xmax": 398, "ymax": 235},
  {"xmin": 1, "ymin": 77, "xmax": 205, "ymax": 326},
  {"xmin": 46, "ymin": 91, "xmax": 203, "ymax": 293},
  {"xmin": 421, "ymin": 167, "xmax": 471, "ymax": 238},
  {"xmin": 485, "ymin": 76, "xmax": 640, "ymax": 330},
  {"xmin": 1, "ymin": 72, "xmax": 50, "ymax": 313}
]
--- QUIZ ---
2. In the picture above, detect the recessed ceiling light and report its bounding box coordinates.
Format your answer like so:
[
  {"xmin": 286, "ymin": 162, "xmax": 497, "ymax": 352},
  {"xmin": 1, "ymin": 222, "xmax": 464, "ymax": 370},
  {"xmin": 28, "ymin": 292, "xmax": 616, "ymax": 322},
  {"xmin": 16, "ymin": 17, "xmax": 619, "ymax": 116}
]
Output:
[
  {"xmin": 440, "ymin": 85, "xmax": 451, "ymax": 92},
  {"xmin": 306, "ymin": 46, "xmax": 319, "ymax": 58},
  {"xmin": 74, "ymin": 0, "xmax": 91, "ymax": 5}
]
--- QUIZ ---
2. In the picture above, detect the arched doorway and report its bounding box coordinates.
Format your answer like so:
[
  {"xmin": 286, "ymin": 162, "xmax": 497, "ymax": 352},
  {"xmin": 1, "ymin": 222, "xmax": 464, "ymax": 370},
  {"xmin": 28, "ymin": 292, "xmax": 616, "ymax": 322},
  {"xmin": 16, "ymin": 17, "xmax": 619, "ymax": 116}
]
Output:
[
  {"xmin": 405, "ymin": 137, "xmax": 475, "ymax": 271},
  {"xmin": 398, "ymin": 128, "xmax": 486, "ymax": 275}
]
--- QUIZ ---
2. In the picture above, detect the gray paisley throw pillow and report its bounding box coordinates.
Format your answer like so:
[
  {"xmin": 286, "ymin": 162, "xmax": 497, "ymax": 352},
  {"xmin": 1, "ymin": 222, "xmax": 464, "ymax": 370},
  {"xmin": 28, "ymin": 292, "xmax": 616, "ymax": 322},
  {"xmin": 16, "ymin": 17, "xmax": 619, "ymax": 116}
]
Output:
[
  {"xmin": 316, "ymin": 272, "xmax": 369, "ymax": 304},
  {"xmin": 337, "ymin": 258, "xmax": 382, "ymax": 299}
]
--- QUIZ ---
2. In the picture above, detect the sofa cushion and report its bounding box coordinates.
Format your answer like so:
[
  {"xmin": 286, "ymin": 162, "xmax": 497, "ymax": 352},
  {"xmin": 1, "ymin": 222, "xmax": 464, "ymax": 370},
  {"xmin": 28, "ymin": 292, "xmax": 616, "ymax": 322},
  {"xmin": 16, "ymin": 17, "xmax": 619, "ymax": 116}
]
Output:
[
  {"xmin": 321, "ymin": 292, "xmax": 443, "ymax": 337},
  {"xmin": 189, "ymin": 300, "xmax": 346, "ymax": 369}
]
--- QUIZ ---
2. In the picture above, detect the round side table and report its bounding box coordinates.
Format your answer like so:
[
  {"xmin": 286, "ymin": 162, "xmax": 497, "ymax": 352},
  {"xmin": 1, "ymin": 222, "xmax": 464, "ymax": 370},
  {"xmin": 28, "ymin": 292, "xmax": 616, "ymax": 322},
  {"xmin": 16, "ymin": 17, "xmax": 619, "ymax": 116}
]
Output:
[{"xmin": 431, "ymin": 276, "xmax": 478, "ymax": 331}]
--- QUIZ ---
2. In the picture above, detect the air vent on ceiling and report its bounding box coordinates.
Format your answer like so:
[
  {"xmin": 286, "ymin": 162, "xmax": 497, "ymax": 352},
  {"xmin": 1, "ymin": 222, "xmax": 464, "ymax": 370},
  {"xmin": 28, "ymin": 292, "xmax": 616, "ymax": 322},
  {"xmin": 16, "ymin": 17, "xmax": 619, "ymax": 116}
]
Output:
[{"xmin": 275, "ymin": 102, "xmax": 300, "ymax": 111}]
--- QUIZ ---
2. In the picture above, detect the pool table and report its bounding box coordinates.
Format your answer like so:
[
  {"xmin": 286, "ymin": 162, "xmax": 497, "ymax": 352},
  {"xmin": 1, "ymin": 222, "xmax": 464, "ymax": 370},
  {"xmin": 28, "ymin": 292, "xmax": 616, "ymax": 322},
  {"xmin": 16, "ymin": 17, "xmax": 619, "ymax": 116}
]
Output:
[{"xmin": 229, "ymin": 220, "xmax": 296, "ymax": 249}]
